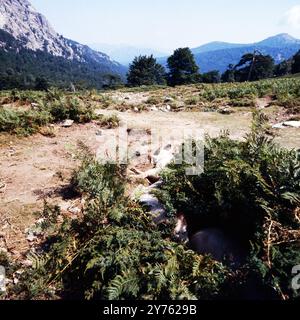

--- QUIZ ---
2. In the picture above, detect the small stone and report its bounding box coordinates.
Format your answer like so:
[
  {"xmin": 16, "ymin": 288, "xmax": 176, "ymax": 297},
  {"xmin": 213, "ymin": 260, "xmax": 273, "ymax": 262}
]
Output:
[
  {"xmin": 150, "ymin": 106, "xmax": 158, "ymax": 111},
  {"xmin": 219, "ymin": 107, "xmax": 233, "ymax": 115},
  {"xmin": 96, "ymin": 130, "xmax": 102, "ymax": 136},
  {"xmin": 26, "ymin": 232, "xmax": 37, "ymax": 242},
  {"xmin": 61, "ymin": 119, "xmax": 74, "ymax": 127},
  {"xmin": 164, "ymin": 97, "xmax": 173, "ymax": 103},
  {"xmin": 272, "ymin": 123, "xmax": 285, "ymax": 129},
  {"xmin": 161, "ymin": 105, "xmax": 170, "ymax": 112},
  {"xmin": 0, "ymin": 183, "xmax": 6, "ymax": 193},
  {"xmin": 31, "ymin": 103, "xmax": 39, "ymax": 109},
  {"xmin": 135, "ymin": 151, "xmax": 141, "ymax": 157}
]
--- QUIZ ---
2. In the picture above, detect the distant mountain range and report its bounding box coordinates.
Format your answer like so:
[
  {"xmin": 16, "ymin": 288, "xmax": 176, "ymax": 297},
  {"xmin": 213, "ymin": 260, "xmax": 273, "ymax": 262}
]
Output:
[
  {"xmin": 89, "ymin": 44, "xmax": 169, "ymax": 66},
  {"xmin": 0, "ymin": 0, "xmax": 126, "ymax": 89},
  {"xmin": 1, "ymin": 0, "xmax": 300, "ymax": 87},
  {"xmin": 158, "ymin": 34, "xmax": 300, "ymax": 73}
]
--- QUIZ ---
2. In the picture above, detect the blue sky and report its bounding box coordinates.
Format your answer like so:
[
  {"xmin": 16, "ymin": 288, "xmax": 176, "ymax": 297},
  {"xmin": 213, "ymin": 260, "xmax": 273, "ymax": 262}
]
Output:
[{"xmin": 30, "ymin": 0, "xmax": 300, "ymax": 52}]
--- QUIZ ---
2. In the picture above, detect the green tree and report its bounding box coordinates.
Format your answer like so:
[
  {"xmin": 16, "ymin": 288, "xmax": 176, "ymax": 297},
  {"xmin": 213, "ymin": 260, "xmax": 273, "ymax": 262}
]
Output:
[
  {"xmin": 274, "ymin": 60, "xmax": 292, "ymax": 77},
  {"xmin": 221, "ymin": 64, "xmax": 236, "ymax": 83},
  {"xmin": 127, "ymin": 55, "xmax": 166, "ymax": 87},
  {"xmin": 167, "ymin": 48, "xmax": 200, "ymax": 86},
  {"xmin": 291, "ymin": 50, "xmax": 300, "ymax": 74},
  {"xmin": 102, "ymin": 73, "xmax": 123, "ymax": 89},
  {"xmin": 234, "ymin": 53, "xmax": 275, "ymax": 82},
  {"xmin": 201, "ymin": 70, "xmax": 221, "ymax": 83},
  {"xmin": 34, "ymin": 77, "xmax": 50, "ymax": 91}
]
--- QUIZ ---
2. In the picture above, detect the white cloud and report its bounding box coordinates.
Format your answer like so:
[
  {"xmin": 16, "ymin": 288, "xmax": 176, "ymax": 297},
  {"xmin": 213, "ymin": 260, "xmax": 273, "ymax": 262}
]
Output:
[{"xmin": 284, "ymin": 5, "xmax": 300, "ymax": 29}]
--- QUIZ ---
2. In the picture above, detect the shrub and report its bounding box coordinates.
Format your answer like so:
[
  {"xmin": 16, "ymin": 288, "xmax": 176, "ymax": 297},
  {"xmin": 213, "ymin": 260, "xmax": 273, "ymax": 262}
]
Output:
[
  {"xmin": 146, "ymin": 96, "xmax": 160, "ymax": 105},
  {"xmin": 11, "ymin": 145, "xmax": 228, "ymax": 300},
  {"xmin": 97, "ymin": 114, "xmax": 120, "ymax": 129},
  {"xmin": 0, "ymin": 108, "xmax": 52, "ymax": 135},
  {"xmin": 0, "ymin": 93, "xmax": 99, "ymax": 135},
  {"xmin": 158, "ymin": 111, "xmax": 300, "ymax": 299},
  {"xmin": 48, "ymin": 97, "xmax": 96, "ymax": 123},
  {"xmin": 185, "ymin": 96, "xmax": 199, "ymax": 105}
]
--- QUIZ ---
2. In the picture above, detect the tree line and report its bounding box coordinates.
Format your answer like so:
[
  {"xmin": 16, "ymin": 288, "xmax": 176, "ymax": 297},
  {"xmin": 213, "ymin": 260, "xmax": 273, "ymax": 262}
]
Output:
[
  {"xmin": 3, "ymin": 39, "xmax": 300, "ymax": 90},
  {"xmin": 126, "ymin": 47, "xmax": 300, "ymax": 87}
]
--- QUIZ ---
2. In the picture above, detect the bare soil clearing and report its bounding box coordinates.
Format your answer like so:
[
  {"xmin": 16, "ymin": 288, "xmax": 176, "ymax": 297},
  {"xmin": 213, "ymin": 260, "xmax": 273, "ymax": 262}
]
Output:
[{"xmin": 0, "ymin": 106, "xmax": 299, "ymax": 260}]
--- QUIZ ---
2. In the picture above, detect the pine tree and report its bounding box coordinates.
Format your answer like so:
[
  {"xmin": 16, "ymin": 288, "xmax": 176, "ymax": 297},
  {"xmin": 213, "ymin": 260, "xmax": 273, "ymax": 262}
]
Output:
[
  {"xmin": 127, "ymin": 55, "xmax": 166, "ymax": 87},
  {"xmin": 291, "ymin": 50, "xmax": 300, "ymax": 74},
  {"xmin": 167, "ymin": 48, "xmax": 200, "ymax": 86}
]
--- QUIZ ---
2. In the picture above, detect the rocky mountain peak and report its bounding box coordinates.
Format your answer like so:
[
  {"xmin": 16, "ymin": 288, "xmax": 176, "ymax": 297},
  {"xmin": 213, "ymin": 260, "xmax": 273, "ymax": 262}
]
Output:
[
  {"xmin": 0, "ymin": 0, "xmax": 122, "ymax": 68},
  {"xmin": 0, "ymin": 0, "xmax": 69, "ymax": 56}
]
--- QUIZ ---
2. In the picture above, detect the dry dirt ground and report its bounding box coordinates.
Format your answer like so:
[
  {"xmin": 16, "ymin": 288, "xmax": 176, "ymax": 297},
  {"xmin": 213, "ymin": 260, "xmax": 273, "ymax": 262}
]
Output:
[{"xmin": 0, "ymin": 100, "xmax": 299, "ymax": 261}]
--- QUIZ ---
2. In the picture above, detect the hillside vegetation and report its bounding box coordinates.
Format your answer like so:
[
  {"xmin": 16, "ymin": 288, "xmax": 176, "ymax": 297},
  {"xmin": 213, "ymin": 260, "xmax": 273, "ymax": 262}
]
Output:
[
  {"xmin": 1, "ymin": 77, "xmax": 300, "ymax": 136},
  {"xmin": 0, "ymin": 30, "xmax": 125, "ymax": 90},
  {"xmin": 2, "ymin": 113, "xmax": 299, "ymax": 300},
  {"xmin": 0, "ymin": 78, "xmax": 299, "ymax": 301}
]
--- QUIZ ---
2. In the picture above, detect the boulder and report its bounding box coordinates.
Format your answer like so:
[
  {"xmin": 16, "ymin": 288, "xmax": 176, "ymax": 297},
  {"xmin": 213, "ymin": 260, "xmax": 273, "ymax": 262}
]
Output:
[
  {"xmin": 283, "ymin": 121, "xmax": 300, "ymax": 128},
  {"xmin": 189, "ymin": 228, "xmax": 245, "ymax": 267},
  {"xmin": 273, "ymin": 120, "xmax": 300, "ymax": 129},
  {"xmin": 272, "ymin": 123, "xmax": 285, "ymax": 129},
  {"xmin": 139, "ymin": 193, "xmax": 166, "ymax": 224}
]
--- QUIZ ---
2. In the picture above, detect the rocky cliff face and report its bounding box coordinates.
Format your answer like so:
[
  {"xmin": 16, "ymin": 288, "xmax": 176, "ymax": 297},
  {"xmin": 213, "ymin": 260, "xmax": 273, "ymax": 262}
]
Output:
[{"xmin": 0, "ymin": 0, "xmax": 121, "ymax": 68}]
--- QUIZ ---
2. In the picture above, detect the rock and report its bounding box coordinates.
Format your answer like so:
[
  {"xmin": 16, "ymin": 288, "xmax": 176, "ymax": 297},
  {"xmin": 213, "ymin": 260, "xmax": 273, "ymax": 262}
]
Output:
[
  {"xmin": 153, "ymin": 145, "xmax": 174, "ymax": 169},
  {"xmin": 96, "ymin": 130, "xmax": 102, "ymax": 136},
  {"xmin": 189, "ymin": 228, "xmax": 245, "ymax": 267},
  {"xmin": 272, "ymin": 123, "xmax": 285, "ymax": 129},
  {"xmin": 31, "ymin": 103, "xmax": 39, "ymax": 109},
  {"xmin": 0, "ymin": 182, "xmax": 6, "ymax": 193},
  {"xmin": 160, "ymin": 105, "xmax": 171, "ymax": 112},
  {"xmin": 0, "ymin": 0, "xmax": 122, "ymax": 75},
  {"xmin": 148, "ymin": 180, "xmax": 163, "ymax": 190},
  {"xmin": 135, "ymin": 151, "xmax": 141, "ymax": 157},
  {"xmin": 164, "ymin": 97, "xmax": 174, "ymax": 103},
  {"xmin": 26, "ymin": 231, "xmax": 37, "ymax": 242},
  {"xmin": 283, "ymin": 121, "xmax": 300, "ymax": 128},
  {"xmin": 61, "ymin": 119, "xmax": 74, "ymax": 127},
  {"xmin": 272, "ymin": 121, "xmax": 300, "ymax": 129},
  {"xmin": 133, "ymin": 107, "xmax": 139, "ymax": 113},
  {"xmin": 150, "ymin": 106, "xmax": 158, "ymax": 111},
  {"xmin": 219, "ymin": 107, "xmax": 233, "ymax": 115},
  {"xmin": 70, "ymin": 83, "xmax": 76, "ymax": 93},
  {"xmin": 139, "ymin": 193, "xmax": 166, "ymax": 224}
]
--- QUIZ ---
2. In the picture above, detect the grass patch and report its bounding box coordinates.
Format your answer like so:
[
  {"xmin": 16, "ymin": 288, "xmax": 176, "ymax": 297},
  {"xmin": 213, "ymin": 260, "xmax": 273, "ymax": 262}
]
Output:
[{"xmin": 97, "ymin": 114, "xmax": 120, "ymax": 129}]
